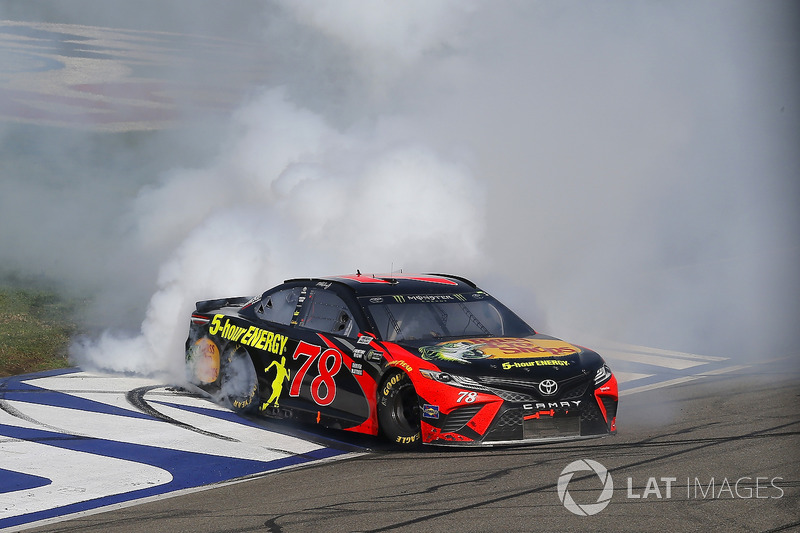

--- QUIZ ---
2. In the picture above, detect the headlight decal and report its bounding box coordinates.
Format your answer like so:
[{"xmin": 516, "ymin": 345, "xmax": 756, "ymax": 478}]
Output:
[{"xmin": 594, "ymin": 364, "xmax": 613, "ymax": 386}]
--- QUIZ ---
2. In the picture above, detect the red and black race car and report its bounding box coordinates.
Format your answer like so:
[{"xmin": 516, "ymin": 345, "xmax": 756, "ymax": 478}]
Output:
[{"xmin": 185, "ymin": 273, "xmax": 618, "ymax": 446}]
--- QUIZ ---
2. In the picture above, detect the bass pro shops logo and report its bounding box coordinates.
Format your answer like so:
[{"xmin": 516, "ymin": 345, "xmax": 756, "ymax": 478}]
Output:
[{"xmin": 557, "ymin": 459, "xmax": 614, "ymax": 516}]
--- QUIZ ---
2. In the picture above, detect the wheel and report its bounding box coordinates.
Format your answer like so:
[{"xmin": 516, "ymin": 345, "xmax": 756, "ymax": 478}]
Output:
[
  {"xmin": 378, "ymin": 372, "xmax": 421, "ymax": 446},
  {"xmin": 219, "ymin": 347, "xmax": 259, "ymax": 413},
  {"xmin": 186, "ymin": 337, "xmax": 221, "ymax": 385}
]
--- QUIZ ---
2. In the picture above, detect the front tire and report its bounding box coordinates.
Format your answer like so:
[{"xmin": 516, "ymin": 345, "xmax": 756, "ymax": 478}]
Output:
[
  {"xmin": 219, "ymin": 346, "xmax": 259, "ymax": 413},
  {"xmin": 378, "ymin": 372, "xmax": 421, "ymax": 446}
]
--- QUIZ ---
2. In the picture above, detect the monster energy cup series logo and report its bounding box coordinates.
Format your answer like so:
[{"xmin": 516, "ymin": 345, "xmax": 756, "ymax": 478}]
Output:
[{"xmin": 557, "ymin": 459, "xmax": 614, "ymax": 516}]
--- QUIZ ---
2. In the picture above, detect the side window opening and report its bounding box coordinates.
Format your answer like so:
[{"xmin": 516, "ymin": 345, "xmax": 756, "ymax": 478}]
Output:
[
  {"xmin": 255, "ymin": 287, "xmax": 301, "ymax": 326},
  {"xmin": 297, "ymin": 289, "xmax": 357, "ymax": 338}
]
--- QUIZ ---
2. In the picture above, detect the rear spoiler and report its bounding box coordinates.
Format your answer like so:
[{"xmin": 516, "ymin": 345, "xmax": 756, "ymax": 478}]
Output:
[{"xmin": 195, "ymin": 296, "xmax": 252, "ymax": 313}]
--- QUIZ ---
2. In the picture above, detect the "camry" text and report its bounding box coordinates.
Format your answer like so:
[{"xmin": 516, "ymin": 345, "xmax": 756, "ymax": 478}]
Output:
[{"xmin": 523, "ymin": 401, "xmax": 581, "ymax": 410}]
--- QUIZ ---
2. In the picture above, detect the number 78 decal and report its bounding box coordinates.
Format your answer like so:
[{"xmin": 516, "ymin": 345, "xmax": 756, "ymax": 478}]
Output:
[
  {"xmin": 289, "ymin": 340, "xmax": 343, "ymax": 406},
  {"xmin": 457, "ymin": 391, "xmax": 478, "ymax": 403}
]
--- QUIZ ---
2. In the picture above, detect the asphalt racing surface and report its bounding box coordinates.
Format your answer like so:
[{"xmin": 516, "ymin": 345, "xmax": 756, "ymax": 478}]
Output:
[{"xmin": 6, "ymin": 351, "xmax": 798, "ymax": 533}]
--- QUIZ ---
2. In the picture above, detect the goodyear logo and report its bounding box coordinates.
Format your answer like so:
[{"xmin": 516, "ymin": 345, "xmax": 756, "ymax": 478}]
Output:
[
  {"xmin": 387, "ymin": 360, "xmax": 413, "ymax": 372},
  {"xmin": 382, "ymin": 373, "xmax": 404, "ymax": 396},
  {"xmin": 208, "ymin": 314, "xmax": 288, "ymax": 356}
]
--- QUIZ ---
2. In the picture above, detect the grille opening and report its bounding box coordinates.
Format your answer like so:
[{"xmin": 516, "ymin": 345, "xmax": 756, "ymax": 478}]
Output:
[{"xmin": 440, "ymin": 405, "xmax": 483, "ymax": 433}]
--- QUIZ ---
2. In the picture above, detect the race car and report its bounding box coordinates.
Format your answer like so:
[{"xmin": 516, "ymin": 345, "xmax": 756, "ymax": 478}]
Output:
[{"xmin": 185, "ymin": 273, "xmax": 618, "ymax": 446}]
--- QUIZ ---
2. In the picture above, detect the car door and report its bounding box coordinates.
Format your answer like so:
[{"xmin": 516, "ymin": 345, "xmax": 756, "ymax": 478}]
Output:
[{"xmin": 258, "ymin": 283, "xmax": 374, "ymax": 430}]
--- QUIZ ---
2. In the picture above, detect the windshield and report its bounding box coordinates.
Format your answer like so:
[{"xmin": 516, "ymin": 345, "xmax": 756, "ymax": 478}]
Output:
[{"xmin": 362, "ymin": 293, "xmax": 535, "ymax": 342}]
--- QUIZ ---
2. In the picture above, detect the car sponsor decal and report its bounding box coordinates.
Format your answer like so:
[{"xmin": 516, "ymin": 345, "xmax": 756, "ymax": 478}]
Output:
[
  {"xmin": 187, "ymin": 338, "xmax": 220, "ymax": 384},
  {"xmin": 405, "ymin": 294, "xmax": 463, "ymax": 302},
  {"xmin": 379, "ymin": 293, "xmax": 469, "ymax": 304},
  {"xmin": 241, "ymin": 295, "xmax": 262, "ymax": 309},
  {"xmin": 501, "ymin": 359, "xmax": 571, "ymax": 369},
  {"xmin": 419, "ymin": 342, "xmax": 490, "ymax": 363},
  {"xmin": 387, "ymin": 360, "xmax": 413, "ymax": 373},
  {"xmin": 208, "ymin": 314, "xmax": 289, "ymax": 356},
  {"xmin": 422, "ymin": 404, "xmax": 440, "ymax": 419},
  {"xmin": 420, "ymin": 338, "xmax": 580, "ymax": 363},
  {"xmin": 260, "ymin": 356, "xmax": 292, "ymax": 411}
]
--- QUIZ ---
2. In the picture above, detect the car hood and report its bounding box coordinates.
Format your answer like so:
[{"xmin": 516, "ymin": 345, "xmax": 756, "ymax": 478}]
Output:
[{"xmin": 407, "ymin": 335, "xmax": 604, "ymax": 379}]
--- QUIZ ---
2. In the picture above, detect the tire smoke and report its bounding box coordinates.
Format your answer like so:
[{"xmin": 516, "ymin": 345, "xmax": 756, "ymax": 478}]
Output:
[{"xmin": 0, "ymin": 2, "xmax": 796, "ymax": 379}]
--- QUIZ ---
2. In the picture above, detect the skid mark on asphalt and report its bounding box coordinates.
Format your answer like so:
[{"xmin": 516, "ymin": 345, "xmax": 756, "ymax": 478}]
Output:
[
  {"xmin": 0, "ymin": 369, "xmax": 363, "ymax": 531},
  {"xmin": 125, "ymin": 386, "xmax": 238, "ymax": 442}
]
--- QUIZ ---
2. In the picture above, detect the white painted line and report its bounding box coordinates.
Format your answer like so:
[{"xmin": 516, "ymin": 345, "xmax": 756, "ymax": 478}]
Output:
[
  {"xmin": 619, "ymin": 375, "xmax": 702, "ymax": 396},
  {"xmin": 602, "ymin": 350, "xmax": 707, "ymax": 370},
  {"xmin": 613, "ymin": 371, "xmax": 653, "ymax": 384},
  {"xmin": 6, "ymin": 387, "xmax": 324, "ymax": 461},
  {"xmin": 697, "ymin": 365, "xmax": 751, "ymax": 376},
  {"xmin": 12, "ymin": 449, "xmax": 368, "ymax": 533},
  {"xmin": 0, "ymin": 370, "xmax": 365, "ymax": 531},
  {"xmin": 0, "ymin": 440, "xmax": 172, "ymax": 522},
  {"xmin": 596, "ymin": 341, "xmax": 728, "ymax": 362}
]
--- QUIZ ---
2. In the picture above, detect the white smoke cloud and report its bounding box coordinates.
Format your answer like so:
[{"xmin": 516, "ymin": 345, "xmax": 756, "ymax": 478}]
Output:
[
  {"xmin": 281, "ymin": 0, "xmax": 475, "ymax": 86},
  {"xmin": 72, "ymin": 87, "xmax": 485, "ymax": 378},
  {"xmin": 1, "ymin": 1, "xmax": 797, "ymax": 379}
]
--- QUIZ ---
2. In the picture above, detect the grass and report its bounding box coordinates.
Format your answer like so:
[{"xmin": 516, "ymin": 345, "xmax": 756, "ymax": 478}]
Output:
[{"xmin": 0, "ymin": 286, "xmax": 80, "ymax": 377}]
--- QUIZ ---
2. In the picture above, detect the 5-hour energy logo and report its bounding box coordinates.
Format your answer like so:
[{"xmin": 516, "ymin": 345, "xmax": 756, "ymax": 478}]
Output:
[
  {"xmin": 209, "ymin": 314, "xmax": 288, "ymax": 356},
  {"xmin": 557, "ymin": 460, "xmax": 786, "ymax": 516}
]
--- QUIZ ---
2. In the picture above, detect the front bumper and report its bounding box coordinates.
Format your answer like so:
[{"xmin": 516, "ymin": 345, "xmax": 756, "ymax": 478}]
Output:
[{"xmin": 419, "ymin": 374, "xmax": 618, "ymax": 446}]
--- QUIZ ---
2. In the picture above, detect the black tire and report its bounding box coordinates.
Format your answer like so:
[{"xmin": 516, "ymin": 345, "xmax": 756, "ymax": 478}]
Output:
[
  {"xmin": 378, "ymin": 372, "xmax": 422, "ymax": 446},
  {"xmin": 219, "ymin": 347, "xmax": 259, "ymax": 413}
]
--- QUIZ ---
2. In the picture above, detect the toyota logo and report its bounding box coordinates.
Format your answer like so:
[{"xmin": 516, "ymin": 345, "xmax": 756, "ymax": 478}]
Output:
[{"xmin": 538, "ymin": 379, "xmax": 558, "ymax": 396}]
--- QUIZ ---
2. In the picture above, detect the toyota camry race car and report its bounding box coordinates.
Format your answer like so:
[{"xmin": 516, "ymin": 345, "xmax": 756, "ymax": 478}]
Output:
[{"xmin": 185, "ymin": 274, "xmax": 618, "ymax": 446}]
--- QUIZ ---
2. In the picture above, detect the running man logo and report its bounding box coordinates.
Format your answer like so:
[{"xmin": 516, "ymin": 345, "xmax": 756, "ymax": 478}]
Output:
[{"xmin": 261, "ymin": 357, "xmax": 291, "ymax": 410}]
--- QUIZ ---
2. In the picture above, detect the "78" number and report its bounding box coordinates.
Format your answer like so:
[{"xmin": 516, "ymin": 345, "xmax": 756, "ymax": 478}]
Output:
[
  {"xmin": 457, "ymin": 391, "xmax": 478, "ymax": 403},
  {"xmin": 289, "ymin": 341, "xmax": 343, "ymax": 406}
]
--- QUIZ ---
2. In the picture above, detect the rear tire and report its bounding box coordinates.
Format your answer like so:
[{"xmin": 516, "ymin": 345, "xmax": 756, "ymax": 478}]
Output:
[
  {"xmin": 219, "ymin": 347, "xmax": 259, "ymax": 413},
  {"xmin": 378, "ymin": 372, "xmax": 421, "ymax": 446}
]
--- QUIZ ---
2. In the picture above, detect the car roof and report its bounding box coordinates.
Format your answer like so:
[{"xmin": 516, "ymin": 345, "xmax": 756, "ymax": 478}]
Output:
[{"xmin": 284, "ymin": 273, "xmax": 479, "ymax": 297}]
